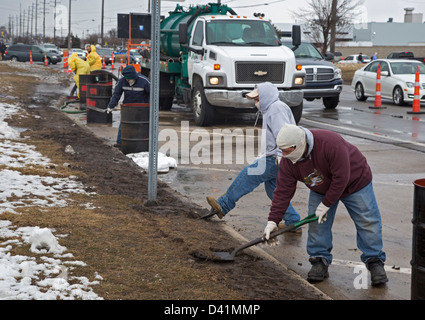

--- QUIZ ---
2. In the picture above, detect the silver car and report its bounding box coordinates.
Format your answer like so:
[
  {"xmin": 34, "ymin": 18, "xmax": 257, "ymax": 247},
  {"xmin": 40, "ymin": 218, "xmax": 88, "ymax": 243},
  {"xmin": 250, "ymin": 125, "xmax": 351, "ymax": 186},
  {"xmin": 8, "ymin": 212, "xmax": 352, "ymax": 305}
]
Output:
[
  {"xmin": 351, "ymin": 59, "xmax": 425, "ymax": 105},
  {"xmin": 69, "ymin": 48, "xmax": 86, "ymax": 60}
]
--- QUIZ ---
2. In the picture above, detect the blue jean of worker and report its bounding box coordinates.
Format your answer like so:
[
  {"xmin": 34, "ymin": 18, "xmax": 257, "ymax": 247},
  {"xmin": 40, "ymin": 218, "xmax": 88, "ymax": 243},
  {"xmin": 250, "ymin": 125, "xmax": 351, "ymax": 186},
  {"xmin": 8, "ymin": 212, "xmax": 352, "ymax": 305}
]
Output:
[
  {"xmin": 217, "ymin": 156, "xmax": 300, "ymax": 225},
  {"xmin": 307, "ymin": 182, "xmax": 386, "ymax": 265},
  {"xmin": 117, "ymin": 124, "xmax": 121, "ymax": 144}
]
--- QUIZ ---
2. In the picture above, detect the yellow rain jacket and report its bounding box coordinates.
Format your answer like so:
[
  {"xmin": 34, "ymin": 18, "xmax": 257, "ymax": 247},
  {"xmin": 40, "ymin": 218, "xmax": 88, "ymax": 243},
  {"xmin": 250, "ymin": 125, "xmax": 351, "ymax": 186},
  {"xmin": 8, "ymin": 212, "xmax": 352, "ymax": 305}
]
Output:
[
  {"xmin": 87, "ymin": 45, "xmax": 102, "ymax": 71},
  {"xmin": 68, "ymin": 52, "xmax": 90, "ymax": 97}
]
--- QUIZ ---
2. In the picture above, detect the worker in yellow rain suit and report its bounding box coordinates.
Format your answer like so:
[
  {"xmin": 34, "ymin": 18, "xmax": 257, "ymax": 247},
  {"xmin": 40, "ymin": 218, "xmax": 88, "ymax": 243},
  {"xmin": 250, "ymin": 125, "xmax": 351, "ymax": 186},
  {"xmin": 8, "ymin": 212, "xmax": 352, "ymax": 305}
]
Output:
[
  {"xmin": 86, "ymin": 44, "xmax": 102, "ymax": 71},
  {"xmin": 68, "ymin": 52, "xmax": 90, "ymax": 97}
]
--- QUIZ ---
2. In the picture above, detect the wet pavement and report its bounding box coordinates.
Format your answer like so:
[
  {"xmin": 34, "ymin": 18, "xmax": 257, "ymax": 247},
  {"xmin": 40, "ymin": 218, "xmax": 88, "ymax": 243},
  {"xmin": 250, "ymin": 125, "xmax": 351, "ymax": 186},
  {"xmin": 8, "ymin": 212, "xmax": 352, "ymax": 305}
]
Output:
[{"xmin": 61, "ymin": 69, "xmax": 423, "ymax": 300}]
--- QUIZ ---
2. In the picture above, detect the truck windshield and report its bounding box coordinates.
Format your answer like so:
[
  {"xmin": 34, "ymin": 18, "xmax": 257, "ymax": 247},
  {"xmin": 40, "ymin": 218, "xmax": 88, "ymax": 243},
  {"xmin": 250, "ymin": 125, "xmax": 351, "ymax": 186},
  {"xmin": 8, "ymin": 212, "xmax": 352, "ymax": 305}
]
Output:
[
  {"xmin": 206, "ymin": 20, "xmax": 280, "ymax": 46},
  {"xmin": 282, "ymin": 42, "xmax": 323, "ymax": 59}
]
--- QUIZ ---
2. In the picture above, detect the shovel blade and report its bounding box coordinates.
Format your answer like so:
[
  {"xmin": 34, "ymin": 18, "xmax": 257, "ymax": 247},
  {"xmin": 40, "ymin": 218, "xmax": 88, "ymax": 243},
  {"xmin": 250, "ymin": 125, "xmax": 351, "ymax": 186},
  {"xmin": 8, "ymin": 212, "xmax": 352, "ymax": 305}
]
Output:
[{"xmin": 212, "ymin": 251, "xmax": 235, "ymax": 262}]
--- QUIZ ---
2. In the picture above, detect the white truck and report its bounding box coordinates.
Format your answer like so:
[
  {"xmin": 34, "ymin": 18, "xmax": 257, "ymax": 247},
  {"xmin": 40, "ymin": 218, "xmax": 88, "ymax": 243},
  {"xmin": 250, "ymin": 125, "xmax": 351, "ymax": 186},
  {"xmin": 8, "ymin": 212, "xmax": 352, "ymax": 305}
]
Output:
[{"xmin": 140, "ymin": 2, "xmax": 305, "ymax": 126}]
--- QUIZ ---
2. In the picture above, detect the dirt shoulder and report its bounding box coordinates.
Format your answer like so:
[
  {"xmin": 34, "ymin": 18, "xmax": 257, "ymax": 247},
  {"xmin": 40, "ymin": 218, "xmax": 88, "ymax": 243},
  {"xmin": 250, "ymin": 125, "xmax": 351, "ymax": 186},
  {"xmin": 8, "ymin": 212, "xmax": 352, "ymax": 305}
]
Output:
[{"xmin": 0, "ymin": 61, "xmax": 327, "ymax": 301}]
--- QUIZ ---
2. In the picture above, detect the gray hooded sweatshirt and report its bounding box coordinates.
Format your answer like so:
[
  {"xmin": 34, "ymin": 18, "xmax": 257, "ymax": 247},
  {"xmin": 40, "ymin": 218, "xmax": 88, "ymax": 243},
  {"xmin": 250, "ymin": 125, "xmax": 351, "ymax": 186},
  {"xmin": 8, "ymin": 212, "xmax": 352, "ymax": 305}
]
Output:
[{"xmin": 256, "ymin": 82, "xmax": 296, "ymax": 158}]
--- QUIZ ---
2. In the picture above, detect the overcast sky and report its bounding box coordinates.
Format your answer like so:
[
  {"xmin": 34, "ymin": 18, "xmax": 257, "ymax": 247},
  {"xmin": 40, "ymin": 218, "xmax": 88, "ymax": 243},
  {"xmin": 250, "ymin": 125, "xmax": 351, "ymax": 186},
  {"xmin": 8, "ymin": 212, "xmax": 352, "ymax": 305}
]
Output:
[{"xmin": 1, "ymin": 0, "xmax": 425, "ymax": 40}]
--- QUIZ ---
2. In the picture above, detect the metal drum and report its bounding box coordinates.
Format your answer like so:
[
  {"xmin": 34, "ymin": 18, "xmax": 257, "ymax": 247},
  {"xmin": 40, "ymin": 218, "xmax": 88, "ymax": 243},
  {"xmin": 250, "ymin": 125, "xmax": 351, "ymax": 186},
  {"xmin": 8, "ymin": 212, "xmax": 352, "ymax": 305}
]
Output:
[
  {"xmin": 120, "ymin": 103, "xmax": 150, "ymax": 154},
  {"xmin": 78, "ymin": 74, "xmax": 96, "ymax": 104},
  {"xmin": 90, "ymin": 70, "xmax": 114, "ymax": 85},
  {"xmin": 86, "ymin": 83, "xmax": 113, "ymax": 124},
  {"xmin": 411, "ymin": 178, "xmax": 425, "ymax": 300}
]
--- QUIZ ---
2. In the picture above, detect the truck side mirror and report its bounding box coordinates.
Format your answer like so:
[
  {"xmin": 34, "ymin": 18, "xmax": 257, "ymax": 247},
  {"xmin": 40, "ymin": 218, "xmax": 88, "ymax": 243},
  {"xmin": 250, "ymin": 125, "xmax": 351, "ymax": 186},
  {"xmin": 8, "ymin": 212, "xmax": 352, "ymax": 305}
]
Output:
[
  {"xmin": 179, "ymin": 23, "xmax": 188, "ymax": 45},
  {"xmin": 292, "ymin": 25, "xmax": 301, "ymax": 48}
]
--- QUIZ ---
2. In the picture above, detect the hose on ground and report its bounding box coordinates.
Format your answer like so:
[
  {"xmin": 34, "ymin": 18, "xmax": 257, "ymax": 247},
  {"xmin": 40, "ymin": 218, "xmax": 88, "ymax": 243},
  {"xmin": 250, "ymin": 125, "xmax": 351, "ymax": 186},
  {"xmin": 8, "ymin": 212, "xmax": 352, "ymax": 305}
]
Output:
[{"xmin": 60, "ymin": 99, "xmax": 86, "ymax": 114}]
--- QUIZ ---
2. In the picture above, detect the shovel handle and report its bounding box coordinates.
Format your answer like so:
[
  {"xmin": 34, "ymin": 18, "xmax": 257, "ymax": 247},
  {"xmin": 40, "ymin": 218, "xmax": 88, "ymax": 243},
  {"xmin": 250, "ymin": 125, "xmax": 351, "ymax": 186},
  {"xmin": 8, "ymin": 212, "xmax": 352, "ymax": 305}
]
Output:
[
  {"xmin": 229, "ymin": 214, "xmax": 319, "ymax": 258},
  {"xmin": 268, "ymin": 213, "xmax": 318, "ymax": 239}
]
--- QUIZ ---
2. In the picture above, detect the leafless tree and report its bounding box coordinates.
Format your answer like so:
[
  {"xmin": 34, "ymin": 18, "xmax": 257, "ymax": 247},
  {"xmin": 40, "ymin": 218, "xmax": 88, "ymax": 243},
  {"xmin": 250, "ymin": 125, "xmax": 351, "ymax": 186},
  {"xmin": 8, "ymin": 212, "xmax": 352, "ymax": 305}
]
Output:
[{"xmin": 292, "ymin": 0, "xmax": 364, "ymax": 54}]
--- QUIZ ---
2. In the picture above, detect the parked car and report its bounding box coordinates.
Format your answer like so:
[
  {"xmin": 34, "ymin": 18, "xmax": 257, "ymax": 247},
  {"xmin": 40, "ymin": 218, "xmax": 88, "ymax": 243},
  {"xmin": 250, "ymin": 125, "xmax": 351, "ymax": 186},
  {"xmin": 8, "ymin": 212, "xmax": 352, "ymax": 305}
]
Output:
[
  {"xmin": 4, "ymin": 44, "xmax": 61, "ymax": 64},
  {"xmin": 282, "ymin": 41, "xmax": 343, "ymax": 109},
  {"xmin": 40, "ymin": 43, "xmax": 62, "ymax": 56},
  {"xmin": 114, "ymin": 49, "xmax": 143, "ymax": 64},
  {"xmin": 69, "ymin": 48, "xmax": 86, "ymax": 60},
  {"xmin": 340, "ymin": 54, "xmax": 371, "ymax": 64},
  {"xmin": 95, "ymin": 48, "xmax": 114, "ymax": 65},
  {"xmin": 351, "ymin": 59, "xmax": 425, "ymax": 106},
  {"xmin": 386, "ymin": 51, "xmax": 425, "ymax": 64},
  {"xmin": 129, "ymin": 49, "xmax": 143, "ymax": 64},
  {"xmin": 114, "ymin": 49, "xmax": 128, "ymax": 56}
]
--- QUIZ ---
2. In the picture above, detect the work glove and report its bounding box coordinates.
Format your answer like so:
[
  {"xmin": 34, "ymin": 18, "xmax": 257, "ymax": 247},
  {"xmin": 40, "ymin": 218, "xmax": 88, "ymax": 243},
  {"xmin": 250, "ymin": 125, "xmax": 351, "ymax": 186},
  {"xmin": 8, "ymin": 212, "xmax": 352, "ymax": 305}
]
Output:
[
  {"xmin": 315, "ymin": 202, "xmax": 329, "ymax": 224},
  {"xmin": 263, "ymin": 221, "xmax": 279, "ymax": 247},
  {"xmin": 106, "ymin": 107, "xmax": 113, "ymax": 114}
]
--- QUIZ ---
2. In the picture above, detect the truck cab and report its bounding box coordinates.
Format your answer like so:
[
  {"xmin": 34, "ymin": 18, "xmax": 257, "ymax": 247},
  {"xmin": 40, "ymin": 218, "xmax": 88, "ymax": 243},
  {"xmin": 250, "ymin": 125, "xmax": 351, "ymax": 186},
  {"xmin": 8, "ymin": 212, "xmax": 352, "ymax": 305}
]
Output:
[
  {"xmin": 182, "ymin": 16, "xmax": 305, "ymax": 125},
  {"xmin": 281, "ymin": 41, "xmax": 343, "ymax": 109},
  {"xmin": 141, "ymin": 3, "xmax": 305, "ymax": 126}
]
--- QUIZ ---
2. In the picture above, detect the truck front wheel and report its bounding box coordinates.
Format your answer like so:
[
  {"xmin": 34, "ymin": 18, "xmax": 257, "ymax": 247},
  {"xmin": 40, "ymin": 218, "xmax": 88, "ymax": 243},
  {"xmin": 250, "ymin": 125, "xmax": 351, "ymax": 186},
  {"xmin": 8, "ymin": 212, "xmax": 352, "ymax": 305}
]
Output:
[
  {"xmin": 323, "ymin": 96, "xmax": 339, "ymax": 109},
  {"xmin": 290, "ymin": 102, "xmax": 303, "ymax": 124},
  {"xmin": 192, "ymin": 81, "xmax": 214, "ymax": 126}
]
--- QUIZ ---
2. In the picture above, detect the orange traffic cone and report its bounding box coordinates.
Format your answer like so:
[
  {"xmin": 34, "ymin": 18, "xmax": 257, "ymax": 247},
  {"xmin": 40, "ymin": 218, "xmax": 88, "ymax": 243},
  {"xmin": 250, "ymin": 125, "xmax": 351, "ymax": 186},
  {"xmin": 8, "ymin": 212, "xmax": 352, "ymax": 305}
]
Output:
[
  {"xmin": 111, "ymin": 53, "xmax": 115, "ymax": 70},
  {"xmin": 369, "ymin": 63, "xmax": 386, "ymax": 109},
  {"xmin": 120, "ymin": 54, "xmax": 125, "ymax": 71},
  {"xmin": 102, "ymin": 53, "xmax": 106, "ymax": 69},
  {"xmin": 30, "ymin": 50, "xmax": 33, "ymax": 65},
  {"xmin": 407, "ymin": 66, "xmax": 425, "ymax": 114},
  {"xmin": 44, "ymin": 51, "xmax": 48, "ymax": 66},
  {"xmin": 63, "ymin": 51, "xmax": 68, "ymax": 69}
]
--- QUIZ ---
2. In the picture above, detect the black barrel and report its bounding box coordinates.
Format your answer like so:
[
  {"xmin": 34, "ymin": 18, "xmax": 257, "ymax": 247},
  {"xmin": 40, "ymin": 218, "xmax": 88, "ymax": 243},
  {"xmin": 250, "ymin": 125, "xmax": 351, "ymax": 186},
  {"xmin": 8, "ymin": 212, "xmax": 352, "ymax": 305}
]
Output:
[
  {"xmin": 120, "ymin": 103, "xmax": 150, "ymax": 155},
  {"xmin": 411, "ymin": 178, "xmax": 425, "ymax": 300},
  {"xmin": 86, "ymin": 83, "xmax": 113, "ymax": 124},
  {"xmin": 90, "ymin": 70, "xmax": 113, "ymax": 85},
  {"xmin": 79, "ymin": 74, "xmax": 96, "ymax": 104}
]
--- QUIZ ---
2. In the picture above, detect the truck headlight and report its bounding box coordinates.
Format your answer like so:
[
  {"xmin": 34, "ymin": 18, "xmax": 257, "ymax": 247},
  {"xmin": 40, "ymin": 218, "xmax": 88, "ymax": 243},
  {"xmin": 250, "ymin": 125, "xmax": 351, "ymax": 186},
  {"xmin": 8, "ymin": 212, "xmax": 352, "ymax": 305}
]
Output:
[
  {"xmin": 334, "ymin": 68, "xmax": 342, "ymax": 79},
  {"xmin": 209, "ymin": 76, "xmax": 223, "ymax": 85},
  {"xmin": 294, "ymin": 77, "xmax": 304, "ymax": 85}
]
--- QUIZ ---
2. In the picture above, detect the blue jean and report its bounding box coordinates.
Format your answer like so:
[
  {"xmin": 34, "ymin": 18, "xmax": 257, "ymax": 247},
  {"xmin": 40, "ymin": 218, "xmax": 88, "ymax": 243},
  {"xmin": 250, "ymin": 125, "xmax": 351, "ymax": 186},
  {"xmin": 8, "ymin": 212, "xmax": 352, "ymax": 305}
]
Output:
[
  {"xmin": 217, "ymin": 156, "xmax": 300, "ymax": 225},
  {"xmin": 117, "ymin": 124, "xmax": 121, "ymax": 144},
  {"xmin": 307, "ymin": 182, "xmax": 386, "ymax": 265}
]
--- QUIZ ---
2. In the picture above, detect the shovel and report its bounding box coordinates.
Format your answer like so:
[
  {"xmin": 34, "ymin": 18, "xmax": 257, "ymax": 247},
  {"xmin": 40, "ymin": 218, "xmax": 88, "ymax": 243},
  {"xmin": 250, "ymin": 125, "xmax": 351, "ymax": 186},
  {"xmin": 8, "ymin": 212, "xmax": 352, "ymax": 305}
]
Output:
[
  {"xmin": 86, "ymin": 105, "xmax": 110, "ymax": 113},
  {"xmin": 211, "ymin": 213, "xmax": 318, "ymax": 262}
]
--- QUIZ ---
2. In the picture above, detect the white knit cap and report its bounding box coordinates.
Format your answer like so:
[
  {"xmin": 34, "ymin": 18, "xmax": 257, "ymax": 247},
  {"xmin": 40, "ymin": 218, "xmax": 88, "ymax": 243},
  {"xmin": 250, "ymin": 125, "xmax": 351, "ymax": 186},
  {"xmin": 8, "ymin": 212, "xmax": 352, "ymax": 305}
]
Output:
[{"xmin": 276, "ymin": 124, "xmax": 306, "ymax": 163}]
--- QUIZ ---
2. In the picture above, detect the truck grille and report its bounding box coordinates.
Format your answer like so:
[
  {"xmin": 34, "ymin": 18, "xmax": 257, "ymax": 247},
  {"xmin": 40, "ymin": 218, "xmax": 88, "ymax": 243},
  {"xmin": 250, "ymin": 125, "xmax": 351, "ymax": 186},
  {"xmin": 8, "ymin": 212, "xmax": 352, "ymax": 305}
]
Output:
[
  {"xmin": 305, "ymin": 67, "xmax": 334, "ymax": 82},
  {"xmin": 235, "ymin": 62, "xmax": 285, "ymax": 83}
]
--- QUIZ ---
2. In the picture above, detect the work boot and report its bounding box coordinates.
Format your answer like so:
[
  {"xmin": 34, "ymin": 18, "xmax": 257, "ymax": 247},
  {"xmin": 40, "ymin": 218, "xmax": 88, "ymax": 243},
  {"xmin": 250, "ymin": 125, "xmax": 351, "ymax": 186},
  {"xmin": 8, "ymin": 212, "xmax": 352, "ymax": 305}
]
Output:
[
  {"xmin": 367, "ymin": 258, "xmax": 388, "ymax": 286},
  {"xmin": 206, "ymin": 196, "xmax": 224, "ymax": 219},
  {"xmin": 307, "ymin": 257, "xmax": 329, "ymax": 283}
]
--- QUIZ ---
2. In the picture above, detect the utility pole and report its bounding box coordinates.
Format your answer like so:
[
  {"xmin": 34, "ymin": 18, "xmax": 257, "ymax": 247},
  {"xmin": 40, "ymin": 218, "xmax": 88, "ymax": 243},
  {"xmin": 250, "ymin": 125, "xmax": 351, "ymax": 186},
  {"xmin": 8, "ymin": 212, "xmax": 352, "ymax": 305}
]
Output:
[
  {"xmin": 101, "ymin": 0, "xmax": 104, "ymax": 45},
  {"xmin": 53, "ymin": 0, "xmax": 57, "ymax": 40},
  {"xmin": 329, "ymin": 0, "xmax": 337, "ymax": 54},
  {"xmin": 67, "ymin": 0, "xmax": 71, "ymax": 51},
  {"xmin": 43, "ymin": 0, "xmax": 46, "ymax": 42},
  {"xmin": 35, "ymin": 0, "xmax": 38, "ymax": 40}
]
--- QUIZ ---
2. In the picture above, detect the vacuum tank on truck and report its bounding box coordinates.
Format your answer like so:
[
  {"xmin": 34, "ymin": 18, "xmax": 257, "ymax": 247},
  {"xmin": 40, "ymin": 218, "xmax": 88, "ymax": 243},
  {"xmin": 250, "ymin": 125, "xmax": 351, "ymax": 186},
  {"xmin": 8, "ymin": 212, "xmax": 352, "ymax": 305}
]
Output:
[{"xmin": 140, "ymin": 2, "xmax": 305, "ymax": 126}]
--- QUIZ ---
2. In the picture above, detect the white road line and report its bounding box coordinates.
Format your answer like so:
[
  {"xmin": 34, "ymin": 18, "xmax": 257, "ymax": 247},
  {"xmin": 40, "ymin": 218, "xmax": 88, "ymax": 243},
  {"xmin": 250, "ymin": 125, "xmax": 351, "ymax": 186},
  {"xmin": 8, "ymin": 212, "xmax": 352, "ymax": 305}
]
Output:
[{"xmin": 302, "ymin": 118, "xmax": 425, "ymax": 149}]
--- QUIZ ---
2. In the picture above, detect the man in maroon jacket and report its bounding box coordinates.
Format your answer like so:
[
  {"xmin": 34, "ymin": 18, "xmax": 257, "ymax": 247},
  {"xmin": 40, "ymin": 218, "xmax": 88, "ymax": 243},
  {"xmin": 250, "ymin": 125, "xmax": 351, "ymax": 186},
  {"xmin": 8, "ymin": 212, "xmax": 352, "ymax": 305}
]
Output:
[{"xmin": 263, "ymin": 124, "xmax": 387, "ymax": 286}]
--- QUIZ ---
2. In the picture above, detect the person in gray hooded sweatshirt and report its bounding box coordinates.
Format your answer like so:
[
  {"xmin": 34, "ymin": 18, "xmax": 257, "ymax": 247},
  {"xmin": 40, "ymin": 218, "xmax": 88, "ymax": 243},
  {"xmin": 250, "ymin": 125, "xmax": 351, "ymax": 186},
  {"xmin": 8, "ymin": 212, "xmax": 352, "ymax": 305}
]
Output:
[{"xmin": 206, "ymin": 82, "xmax": 300, "ymax": 226}]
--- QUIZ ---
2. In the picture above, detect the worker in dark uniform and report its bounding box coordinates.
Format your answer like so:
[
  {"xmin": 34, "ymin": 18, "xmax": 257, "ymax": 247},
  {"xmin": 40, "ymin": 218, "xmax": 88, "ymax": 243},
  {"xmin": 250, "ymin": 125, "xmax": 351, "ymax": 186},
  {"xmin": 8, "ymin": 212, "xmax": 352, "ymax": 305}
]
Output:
[{"xmin": 106, "ymin": 65, "xmax": 150, "ymax": 149}]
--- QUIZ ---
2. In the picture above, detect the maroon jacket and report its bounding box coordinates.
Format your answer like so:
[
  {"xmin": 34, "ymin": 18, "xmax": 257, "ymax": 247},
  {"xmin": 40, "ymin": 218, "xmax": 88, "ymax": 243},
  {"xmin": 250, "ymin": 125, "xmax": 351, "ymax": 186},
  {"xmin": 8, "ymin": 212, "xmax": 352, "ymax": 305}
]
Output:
[{"xmin": 268, "ymin": 129, "xmax": 372, "ymax": 224}]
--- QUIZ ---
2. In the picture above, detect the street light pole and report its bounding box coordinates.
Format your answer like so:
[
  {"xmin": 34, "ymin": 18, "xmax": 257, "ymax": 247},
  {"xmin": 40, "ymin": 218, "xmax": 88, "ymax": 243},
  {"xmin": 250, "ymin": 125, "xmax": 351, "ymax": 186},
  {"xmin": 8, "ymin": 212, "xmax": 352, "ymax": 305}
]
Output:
[
  {"xmin": 67, "ymin": 0, "xmax": 71, "ymax": 51},
  {"xmin": 101, "ymin": 0, "xmax": 104, "ymax": 45}
]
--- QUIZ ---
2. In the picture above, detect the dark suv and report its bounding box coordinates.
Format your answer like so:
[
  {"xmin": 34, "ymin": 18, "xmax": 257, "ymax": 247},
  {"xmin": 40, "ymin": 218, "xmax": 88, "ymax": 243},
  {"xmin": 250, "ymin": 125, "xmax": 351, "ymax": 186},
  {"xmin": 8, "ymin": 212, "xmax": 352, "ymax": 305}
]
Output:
[
  {"xmin": 4, "ymin": 44, "xmax": 62, "ymax": 64},
  {"xmin": 282, "ymin": 41, "xmax": 343, "ymax": 109}
]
